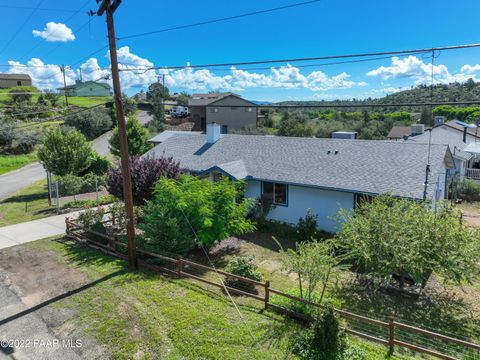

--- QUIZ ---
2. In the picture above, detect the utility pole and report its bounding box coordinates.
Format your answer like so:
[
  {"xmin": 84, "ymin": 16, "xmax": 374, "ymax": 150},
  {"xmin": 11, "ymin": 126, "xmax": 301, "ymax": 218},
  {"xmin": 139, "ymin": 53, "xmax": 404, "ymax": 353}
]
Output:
[
  {"xmin": 93, "ymin": 0, "xmax": 137, "ymax": 268},
  {"xmin": 61, "ymin": 64, "xmax": 68, "ymax": 106}
]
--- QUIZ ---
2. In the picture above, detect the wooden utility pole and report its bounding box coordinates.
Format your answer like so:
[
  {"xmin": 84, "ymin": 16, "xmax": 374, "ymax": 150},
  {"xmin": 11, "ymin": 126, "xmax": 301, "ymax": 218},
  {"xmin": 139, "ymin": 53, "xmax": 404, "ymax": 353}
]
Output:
[
  {"xmin": 61, "ymin": 65, "xmax": 68, "ymax": 106},
  {"xmin": 94, "ymin": 0, "xmax": 137, "ymax": 268}
]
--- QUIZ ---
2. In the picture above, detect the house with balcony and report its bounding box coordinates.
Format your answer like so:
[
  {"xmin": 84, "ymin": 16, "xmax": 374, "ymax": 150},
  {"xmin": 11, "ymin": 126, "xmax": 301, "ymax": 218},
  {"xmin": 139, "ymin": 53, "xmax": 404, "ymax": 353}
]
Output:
[
  {"xmin": 188, "ymin": 93, "xmax": 257, "ymax": 133},
  {"xmin": 145, "ymin": 123, "xmax": 454, "ymax": 233},
  {"xmin": 406, "ymin": 120, "xmax": 480, "ymax": 181}
]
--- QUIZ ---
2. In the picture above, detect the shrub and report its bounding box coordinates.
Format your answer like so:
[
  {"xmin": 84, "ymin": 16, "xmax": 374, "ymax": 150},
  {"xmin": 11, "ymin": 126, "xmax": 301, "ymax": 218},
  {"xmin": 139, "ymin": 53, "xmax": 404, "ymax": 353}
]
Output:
[
  {"xmin": 289, "ymin": 306, "xmax": 346, "ymax": 360},
  {"xmin": 297, "ymin": 208, "xmax": 318, "ymax": 241},
  {"xmin": 0, "ymin": 121, "xmax": 15, "ymax": 147},
  {"xmin": 109, "ymin": 114, "xmax": 151, "ymax": 157},
  {"xmin": 457, "ymin": 178, "xmax": 480, "ymax": 196},
  {"xmin": 224, "ymin": 256, "xmax": 262, "ymax": 292},
  {"xmin": 38, "ymin": 128, "xmax": 93, "ymax": 176},
  {"xmin": 8, "ymin": 129, "xmax": 41, "ymax": 154},
  {"xmin": 63, "ymin": 194, "xmax": 116, "ymax": 209},
  {"xmin": 247, "ymin": 198, "xmax": 275, "ymax": 226},
  {"xmin": 57, "ymin": 173, "xmax": 106, "ymax": 196},
  {"xmin": 140, "ymin": 175, "xmax": 255, "ymax": 256},
  {"xmin": 107, "ymin": 155, "xmax": 180, "ymax": 205},
  {"xmin": 83, "ymin": 152, "xmax": 110, "ymax": 176},
  {"xmin": 77, "ymin": 207, "xmax": 106, "ymax": 229},
  {"xmin": 64, "ymin": 107, "xmax": 113, "ymax": 140}
]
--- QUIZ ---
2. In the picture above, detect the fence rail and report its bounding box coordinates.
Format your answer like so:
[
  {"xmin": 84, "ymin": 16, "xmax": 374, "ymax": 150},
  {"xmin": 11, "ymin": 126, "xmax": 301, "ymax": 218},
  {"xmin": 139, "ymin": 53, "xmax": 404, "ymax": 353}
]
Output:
[{"xmin": 65, "ymin": 217, "xmax": 480, "ymax": 360}]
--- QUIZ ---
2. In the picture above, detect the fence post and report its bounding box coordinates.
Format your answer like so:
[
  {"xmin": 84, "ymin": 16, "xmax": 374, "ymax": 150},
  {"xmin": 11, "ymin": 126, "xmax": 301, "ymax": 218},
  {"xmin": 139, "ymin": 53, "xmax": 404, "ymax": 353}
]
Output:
[
  {"xmin": 177, "ymin": 257, "xmax": 184, "ymax": 278},
  {"xmin": 111, "ymin": 209, "xmax": 116, "ymax": 226},
  {"xmin": 110, "ymin": 235, "xmax": 118, "ymax": 253},
  {"xmin": 264, "ymin": 280, "xmax": 270, "ymax": 310},
  {"xmin": 65, "ymin": 217, "xmax": 70, "ymax": 235},
  {"xmin": 388, "ymin": 311, "xmax": 395, "ymax": 355}
]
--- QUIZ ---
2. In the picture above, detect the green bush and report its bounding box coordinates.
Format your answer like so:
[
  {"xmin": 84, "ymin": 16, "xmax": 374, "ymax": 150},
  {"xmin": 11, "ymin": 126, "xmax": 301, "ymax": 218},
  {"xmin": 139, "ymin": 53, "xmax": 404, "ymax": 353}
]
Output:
[
  {"xmin": 297, "ymin": 208, "xmax": 318, "ymax": 241},
  {"xmin": 84, "ymin": 153, "xmax": 110, "ymax": 176},
  {"xmin": 290, "ymin": 306, "xmax": 346, "ymax": 360},
  {"xmin": 77, "ymin": 207, "xmax": 106, "ymax": 229},
  {"xmin": 224, "ymin": 256, "xmax": 262, "ymax": 292},
  {"xmin": 63, "ymin": 194, "xmax": 116, "ymax": 209},
  {"xmin": 457, "ymin": 178, "xmax": 480, "ymax": 196},
  {"xmin": 64, "ymin": 107, "xmax": 113, "ymax": 140},
  {"xmin": 140, "ymin": 175, "xmax": 255, "ymax": 256},
  {"xmin": 57, "ymin": 173, "xmax": 106, "ymax": 196}
]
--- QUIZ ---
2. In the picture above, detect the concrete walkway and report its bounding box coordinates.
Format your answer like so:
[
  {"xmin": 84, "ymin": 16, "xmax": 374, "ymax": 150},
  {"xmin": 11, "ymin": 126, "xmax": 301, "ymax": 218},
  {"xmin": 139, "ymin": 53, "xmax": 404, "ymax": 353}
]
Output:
[{"xmin": 0, "ymin": 212, "xmax": 79, "ymax": 250}]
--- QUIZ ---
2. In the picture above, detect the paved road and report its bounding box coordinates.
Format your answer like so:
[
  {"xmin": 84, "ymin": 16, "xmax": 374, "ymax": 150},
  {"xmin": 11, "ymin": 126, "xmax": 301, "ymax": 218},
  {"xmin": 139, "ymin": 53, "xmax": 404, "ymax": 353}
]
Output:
[
  {"xmin": 0, "ymin": 163, "xmax": 46, "ymax": 201},
  {"xmin": 0, "ymin": 211, "xmax": 81, "ymax": 250},
  {"xmin": 0, "ymin": 111, "xmax": 154, "ymax": 202}
]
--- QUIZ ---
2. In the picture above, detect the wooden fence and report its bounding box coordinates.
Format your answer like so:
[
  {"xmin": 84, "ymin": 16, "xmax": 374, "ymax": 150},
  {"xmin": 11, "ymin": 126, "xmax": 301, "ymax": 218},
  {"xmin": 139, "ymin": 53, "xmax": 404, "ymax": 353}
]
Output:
[{"xmin": 65, "ymin": 217, "xmax": 480, "ymax": 360}]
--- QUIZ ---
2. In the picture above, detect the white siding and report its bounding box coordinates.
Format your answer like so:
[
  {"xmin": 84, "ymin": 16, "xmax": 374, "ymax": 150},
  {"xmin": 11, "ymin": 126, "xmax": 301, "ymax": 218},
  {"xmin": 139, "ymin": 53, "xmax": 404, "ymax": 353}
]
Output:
[{"xmin": 245, "ymin": 180, "xmax": 354, "ymax": 233}]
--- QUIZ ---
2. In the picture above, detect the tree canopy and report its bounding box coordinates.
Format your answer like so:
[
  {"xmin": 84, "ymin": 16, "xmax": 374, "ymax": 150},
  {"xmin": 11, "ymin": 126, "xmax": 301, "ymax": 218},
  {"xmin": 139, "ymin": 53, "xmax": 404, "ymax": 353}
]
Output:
[
  {"xmin": 336, "ymin": 195, "xmax": 480, "ymax": 289},
  {"xmin": 109, "ymin": 114, "xmax": 151, "ymax": 157}
]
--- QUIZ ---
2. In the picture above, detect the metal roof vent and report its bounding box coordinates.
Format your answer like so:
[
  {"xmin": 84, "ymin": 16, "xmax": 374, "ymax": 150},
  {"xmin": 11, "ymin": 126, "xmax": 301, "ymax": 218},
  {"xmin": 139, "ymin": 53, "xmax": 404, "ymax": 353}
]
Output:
[
  {"xmin": 334, "ymin": 150, "xmax": 339, "ymax": 155},
  {"xmin": 327, "ymin": 150, "xmax": 331, "ymax": 154}
]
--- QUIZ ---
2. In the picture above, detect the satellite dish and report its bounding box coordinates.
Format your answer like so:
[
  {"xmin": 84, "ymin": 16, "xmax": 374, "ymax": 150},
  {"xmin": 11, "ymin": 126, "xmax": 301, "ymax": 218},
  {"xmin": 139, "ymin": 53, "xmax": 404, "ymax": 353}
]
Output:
[{"xmin": 455, "ymin": 120, "xmax": 477, "ymax": 128}]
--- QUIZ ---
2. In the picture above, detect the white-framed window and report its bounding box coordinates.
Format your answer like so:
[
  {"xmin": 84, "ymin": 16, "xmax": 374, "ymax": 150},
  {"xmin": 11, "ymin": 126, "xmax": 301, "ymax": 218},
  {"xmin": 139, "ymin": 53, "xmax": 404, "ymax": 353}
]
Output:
[{"xmin": 262, "ymin": 181, "xmax": 288, "ymax": 206}]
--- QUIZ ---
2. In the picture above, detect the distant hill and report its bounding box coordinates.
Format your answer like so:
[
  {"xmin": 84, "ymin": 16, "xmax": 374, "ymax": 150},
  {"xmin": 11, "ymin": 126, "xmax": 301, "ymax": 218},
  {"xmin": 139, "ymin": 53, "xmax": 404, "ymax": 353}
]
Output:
[{"xmin": 275, "ymin": 80, "xmax": 480, "ymax": 112}]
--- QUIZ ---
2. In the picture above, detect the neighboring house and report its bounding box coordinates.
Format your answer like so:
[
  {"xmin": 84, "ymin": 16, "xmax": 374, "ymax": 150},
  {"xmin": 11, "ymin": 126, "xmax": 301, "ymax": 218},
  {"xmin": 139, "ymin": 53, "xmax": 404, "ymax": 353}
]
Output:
[
  {"xmin": 188, "ymin": 93, "xmax": 257, "ymax": 133},
  {"xmin": 0, "ymin": 73, "xmax": 32, "ymax": 88},
  {"xmin": 406, "ymin": 120, "xmax": 480, "ymax": 180},
  {"xmin": 387, "ymin": 124, "xmax": 426, "ymax": 140},
  {"xmin": 58, "ymin": 80, "xmax": 112, "ymax": 97},
  {"xmin": 145, "ymin": 123, "xmax": 454, "ymax": 233}
]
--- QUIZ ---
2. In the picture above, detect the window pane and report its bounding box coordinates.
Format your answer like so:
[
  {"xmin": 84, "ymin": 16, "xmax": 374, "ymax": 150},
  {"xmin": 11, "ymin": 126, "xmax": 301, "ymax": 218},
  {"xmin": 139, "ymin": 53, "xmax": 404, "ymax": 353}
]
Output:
[
  {"xmin": 262, "ymin": 182, "xmax": 274, "ymax": 202},
  {"xmin": 274, "ymin": 183, "xmax": 287, "ymax": 204}
]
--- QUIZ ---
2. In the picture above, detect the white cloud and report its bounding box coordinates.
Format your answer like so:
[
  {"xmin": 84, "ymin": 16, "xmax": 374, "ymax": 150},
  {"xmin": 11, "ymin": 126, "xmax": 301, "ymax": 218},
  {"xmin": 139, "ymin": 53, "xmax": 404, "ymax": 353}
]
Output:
[
  {"xmin": 460, "ymin": 64, "xmax": 480, "ymax": 74},
  {"xmin": 6, "ymin": 58, "xmax": 75, "ymax": 89},
  {"xmin": 32, "ymin": 22, "xmax": 75, "ymax": 42},
  {"xmin": 367, "ymin": 55, "xmax": 478, "ymax": 84}
]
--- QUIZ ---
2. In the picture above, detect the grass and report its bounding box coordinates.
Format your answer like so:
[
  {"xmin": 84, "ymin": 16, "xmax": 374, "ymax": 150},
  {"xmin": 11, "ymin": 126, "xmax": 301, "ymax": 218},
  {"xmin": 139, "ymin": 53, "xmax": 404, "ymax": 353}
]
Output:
[
  {"xmin": 0, "ymin": 152, "xmax": 38, "ymax": 175},
  {"xmin": 0, "ymin": 178, "xmax": 54, "ymax": 226},
  {"xmin": 67, "ymin": 96, "xmax": 112, "ymax": 107},
  {"xmin": 21, "ymin": 236, "xmax": 409, "ymax": 360}
]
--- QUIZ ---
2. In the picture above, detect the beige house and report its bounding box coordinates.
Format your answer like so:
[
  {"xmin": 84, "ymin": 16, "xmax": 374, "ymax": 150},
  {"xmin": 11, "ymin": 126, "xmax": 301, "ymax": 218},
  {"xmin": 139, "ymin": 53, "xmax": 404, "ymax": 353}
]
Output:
[
  {"xmin": 0, "ymin": 73, "xmax": 32, "ymax": 88},
  {"xmin": 188, "ymin": 93, "xmax": 257, "ymax": 132}
]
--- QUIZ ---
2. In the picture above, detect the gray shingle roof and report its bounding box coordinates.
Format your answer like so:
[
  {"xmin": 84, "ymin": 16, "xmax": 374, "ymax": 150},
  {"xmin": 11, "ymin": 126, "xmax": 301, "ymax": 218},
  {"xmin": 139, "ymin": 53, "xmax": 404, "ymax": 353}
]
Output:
[
  {"xmin": 145, "ymin": 134, "xmax": 453, "ymax": 199},
  {"xmin": 407, "ymin": 125, "xmax": 475, "ymax": 160},
  {"xmin": 0, "ymin": 73, "xmax": 31, "ymax": 80}
]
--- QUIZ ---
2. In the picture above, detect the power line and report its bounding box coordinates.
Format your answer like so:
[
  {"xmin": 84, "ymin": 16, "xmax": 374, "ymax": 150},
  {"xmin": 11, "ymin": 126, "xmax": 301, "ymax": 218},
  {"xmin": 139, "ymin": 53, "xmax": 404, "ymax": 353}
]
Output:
[
  {"xmin": 118, "ymin": 0, "xmax": 322, "ymax": 41},
  {"xmin": 118, "ymin": 42, "xmax": 480, "ymax": 72},
  {"xmin": 19, "ymin": 0, "xmax": 91, "ymax": 61},
  {"xmin": 0, "ymin": 5, "xmax": 78, "ymax": 13},
  {"xmin": 0, "ymin": 0, "xmax": 45, "ymax": 56}
]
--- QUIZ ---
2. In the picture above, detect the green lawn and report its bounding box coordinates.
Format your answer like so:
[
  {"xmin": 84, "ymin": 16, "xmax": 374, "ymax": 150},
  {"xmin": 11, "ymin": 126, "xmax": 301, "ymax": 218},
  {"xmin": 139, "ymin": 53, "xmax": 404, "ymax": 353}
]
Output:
[
  {"xmin": 0, "ymin": 152, "xmax": 38, "ymax": 175},
  {"xmin": 66, "ymin": 96, "xmax": 112, "ymax": 107},
  {"xmin": 23, "ymin": 237, "xmax": 407, "ymax": 360},
  {"xmin": 0, "ymin": 178, "xmax": 54, "ymax": 226}
]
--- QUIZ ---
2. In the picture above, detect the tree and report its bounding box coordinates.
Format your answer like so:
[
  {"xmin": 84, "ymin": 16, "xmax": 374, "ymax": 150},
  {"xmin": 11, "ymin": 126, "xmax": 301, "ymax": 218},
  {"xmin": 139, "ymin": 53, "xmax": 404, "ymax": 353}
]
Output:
[
  {"xmin": 109, "ymin": 114, "xmax": 151, "ymax": 157},
  {"xmin": 107, "ymin": 155, "xmax": 180, "ymax": 205},
  {"xmin": 280, "ymin": 240, "xmax": 343, "ymax": 303},
  {"xmin": 122, "ymin": 94, "xmax": 137, "ymax": 115},
  {"xmin": 176, "ymin": 92, "xmax": 191, "ymax": 106},
  {"xmin": 146, "ymin": 82, "xmax": 169, "ymax": 132},
  {"xmin": 336, "ymin": 195, "xmax": 480, "ymax": 289},
  {"xmin": 140, "ymin": 175, "xmax": 256, "ymax": 255},
  {"xmin": 278, "ymin": 113, "xmax": 314, "ymax": 137},
  {"xmin": 64, "ymin": 107, "xmax": 113, "ymax": 140},
  {"xmin": 38, "ymin": 128, "xmax": 93, "ymax": 176}
]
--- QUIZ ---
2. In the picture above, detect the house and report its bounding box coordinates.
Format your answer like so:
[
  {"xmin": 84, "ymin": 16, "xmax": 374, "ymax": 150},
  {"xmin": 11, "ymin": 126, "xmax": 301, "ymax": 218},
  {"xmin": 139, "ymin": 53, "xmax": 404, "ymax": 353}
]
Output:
[
  {"xmin": 145, "ymin": 123, "xmax": 454, "ymax": 232},
  {"xmin": 57, "ymin": 80, "xmax": 112, "ymax": 97},
  {"xmin": 387, "ymin": 124, "xmax": 426, "ymax": 140},
  {"xmin": 188, "ymin": 93, "xmax": 257, "ymax": 133},
  {"xmin": 406, "ymin": 120, "xmax": 480, "ymax": 180},
  {"xmin": 0, "ymin": 73, "xmax": 32, "ymax": 88}
]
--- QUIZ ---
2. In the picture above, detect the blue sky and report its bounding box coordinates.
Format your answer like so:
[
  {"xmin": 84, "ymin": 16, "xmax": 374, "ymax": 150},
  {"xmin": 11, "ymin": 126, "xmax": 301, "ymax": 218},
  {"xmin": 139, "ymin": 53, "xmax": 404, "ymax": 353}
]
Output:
[{"xmin": 1, "ymin": 0, "xmax": 480, "ymax": 101}]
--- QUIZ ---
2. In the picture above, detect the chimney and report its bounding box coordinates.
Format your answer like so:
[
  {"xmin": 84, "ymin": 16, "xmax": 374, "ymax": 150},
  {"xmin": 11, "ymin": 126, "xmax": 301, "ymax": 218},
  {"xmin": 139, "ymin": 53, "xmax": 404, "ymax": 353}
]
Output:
[{"xmin": 207, "ymin": 122, "xmax": 221, "ymax": 143}]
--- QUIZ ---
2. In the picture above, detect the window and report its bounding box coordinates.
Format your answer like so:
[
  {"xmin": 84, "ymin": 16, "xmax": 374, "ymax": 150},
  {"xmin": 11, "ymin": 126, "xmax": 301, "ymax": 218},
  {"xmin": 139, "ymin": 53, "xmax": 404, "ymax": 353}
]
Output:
[
  {"xmin": 221, "ymin": 125, "xmax": 228, "ymax": 134},
  {"xmin": 90, "ymin": 87, "xmax": 93, "ymax": 91},
  {"xmin": 245, "ymin": 107, "xmax": 253, "ymax": 112},
  {"xmin": 210, "ymin": 107, "xmax": 218, "ymax": 113},
  {"xmin": 262, "ymin": 181, "xmax": 287, "ymax": 205},
  {"xmin": 17, "ymin": 81, "xmax": 22, "ymax": 86}
]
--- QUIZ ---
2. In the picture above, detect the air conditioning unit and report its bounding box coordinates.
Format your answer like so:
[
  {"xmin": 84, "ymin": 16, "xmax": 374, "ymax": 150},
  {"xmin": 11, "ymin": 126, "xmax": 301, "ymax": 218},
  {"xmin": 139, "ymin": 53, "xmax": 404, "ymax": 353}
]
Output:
[{"xmin": 411, "ymin": 124, "xmax": 425, "ymax": 136}]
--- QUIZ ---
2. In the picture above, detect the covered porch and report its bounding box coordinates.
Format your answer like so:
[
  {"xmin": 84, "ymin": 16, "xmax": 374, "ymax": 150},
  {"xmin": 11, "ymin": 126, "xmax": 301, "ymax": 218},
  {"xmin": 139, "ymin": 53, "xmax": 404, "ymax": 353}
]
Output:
[{"xmin": 463, "ymin": 142, "xmax": 480, "ymax": 180}]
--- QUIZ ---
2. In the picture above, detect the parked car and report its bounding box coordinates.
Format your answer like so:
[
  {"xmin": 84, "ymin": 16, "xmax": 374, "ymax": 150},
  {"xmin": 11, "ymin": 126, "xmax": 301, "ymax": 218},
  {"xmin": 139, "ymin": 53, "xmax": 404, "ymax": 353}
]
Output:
[{"xmin": 171, "ymin": 106, "xmax": 189, "ymax": 118}]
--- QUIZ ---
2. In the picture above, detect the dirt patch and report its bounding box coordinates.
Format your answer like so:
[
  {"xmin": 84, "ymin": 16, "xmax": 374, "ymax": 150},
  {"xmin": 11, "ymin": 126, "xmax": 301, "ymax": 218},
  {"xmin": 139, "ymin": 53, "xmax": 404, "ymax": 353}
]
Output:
[{"xmin": 0, "ymin": 243, "xmax": 88, "ymax": 307}]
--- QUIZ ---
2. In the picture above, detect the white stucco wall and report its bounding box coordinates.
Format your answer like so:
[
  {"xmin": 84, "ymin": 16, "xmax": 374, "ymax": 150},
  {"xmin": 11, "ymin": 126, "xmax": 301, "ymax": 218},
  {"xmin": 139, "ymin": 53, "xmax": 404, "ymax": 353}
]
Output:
[{"xmin": 245, "ymin": 180, "xmax": 354, "ymax": 233}]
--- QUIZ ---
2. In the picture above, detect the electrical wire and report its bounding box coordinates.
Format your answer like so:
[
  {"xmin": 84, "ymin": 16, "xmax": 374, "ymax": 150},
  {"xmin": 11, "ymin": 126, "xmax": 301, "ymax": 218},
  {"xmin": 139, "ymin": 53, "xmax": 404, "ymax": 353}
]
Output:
[
  {"xmin": 0, "ymin": 0, "xmax": 45, "ymax": 56},
  {"xmin": 118, "ymin": 0, "xmax": 322, "ymax": 41},
  {"xmin": 18, "ymin": 0, "xmax": 91, "ymax": 61},
  {"xmin": 117, "ymin": 43, "xmax": 480, "ymax": 72},
  {"xmin": 0, "ymin": 4, "xmax": 78, "ymax": 13}
]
